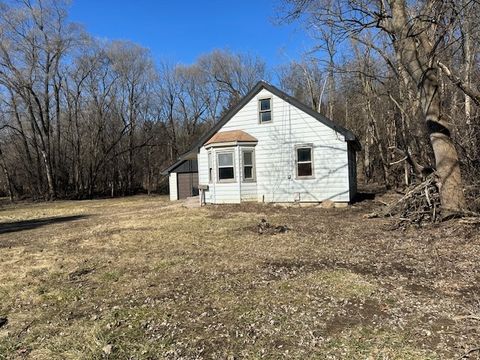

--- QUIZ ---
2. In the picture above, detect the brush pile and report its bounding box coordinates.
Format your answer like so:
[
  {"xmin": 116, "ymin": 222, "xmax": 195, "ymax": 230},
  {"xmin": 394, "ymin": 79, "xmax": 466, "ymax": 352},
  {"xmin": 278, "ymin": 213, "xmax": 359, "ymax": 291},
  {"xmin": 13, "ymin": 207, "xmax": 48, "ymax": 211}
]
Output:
[
  {"xmin": 257, "ymin": 218, "xmax": 290, "ymax": 235},
  {"xmin": 382, "ymin": 175, "xmax": 441, "ymax": 226}
]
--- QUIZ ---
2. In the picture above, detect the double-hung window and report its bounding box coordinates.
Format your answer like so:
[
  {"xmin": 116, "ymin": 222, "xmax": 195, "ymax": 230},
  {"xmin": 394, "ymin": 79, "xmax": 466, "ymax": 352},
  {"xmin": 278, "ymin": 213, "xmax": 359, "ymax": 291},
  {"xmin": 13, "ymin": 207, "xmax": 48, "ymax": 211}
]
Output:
[
  {"xmin": 259, "ymin": 98, "xmax": 272, "ymax": 123},
  {"xmin": 217, "ymin": 152, "xmax": 235, "ymax": 182},
  {"xmin": 296, "ymin": 146, "xmax": 314, "ymax": 178},
  {"xmin": 242, "ymin": 149, "xmax": 255, "ymax": 182}
]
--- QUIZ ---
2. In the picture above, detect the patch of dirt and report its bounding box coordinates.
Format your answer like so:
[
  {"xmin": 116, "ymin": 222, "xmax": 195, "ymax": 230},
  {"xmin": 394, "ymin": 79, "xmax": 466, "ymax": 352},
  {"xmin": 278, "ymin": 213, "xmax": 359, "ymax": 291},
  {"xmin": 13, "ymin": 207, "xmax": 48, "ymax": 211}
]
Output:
[
  {"xmin": 325, "ymin": 299, "xmax": 389, "ymax": 335},
  {"xmin": 405, "ymin": 283, "xmax": 436, "ymax": 295},
  {"xmin": 242, "ymin": 218, "xmax": 291, "ymax": 236},
  {"xmin": 261, "ymin": 259, "xmax": 325, "ymax": 281},
  {"xmin": 457, "ymin": 284, "xmax": 480, "ymax": 304},
  {"xmin": 261, "ymin": 257, "xmax": 433, "ymax": 283},
  {"xmin": 68, "ymin": 267, "xmax": 94, "ymax": 281}
]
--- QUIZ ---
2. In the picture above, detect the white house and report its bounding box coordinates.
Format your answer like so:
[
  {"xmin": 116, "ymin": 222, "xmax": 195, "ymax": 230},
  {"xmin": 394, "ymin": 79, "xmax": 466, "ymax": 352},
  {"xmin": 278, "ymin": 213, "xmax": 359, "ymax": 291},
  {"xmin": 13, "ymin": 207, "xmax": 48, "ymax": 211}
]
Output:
[{"xmin": 162, "ymin": 81, "xmax": 360, "ymax": 204}]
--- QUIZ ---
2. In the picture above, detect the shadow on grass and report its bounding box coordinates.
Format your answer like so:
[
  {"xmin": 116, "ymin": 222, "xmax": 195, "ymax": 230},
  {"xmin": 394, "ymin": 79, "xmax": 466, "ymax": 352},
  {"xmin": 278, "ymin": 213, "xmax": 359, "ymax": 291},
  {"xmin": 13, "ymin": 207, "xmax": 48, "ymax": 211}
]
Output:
[{"xmin": 0, "ymin": 215, "xmax": 89, "ymax": 235}]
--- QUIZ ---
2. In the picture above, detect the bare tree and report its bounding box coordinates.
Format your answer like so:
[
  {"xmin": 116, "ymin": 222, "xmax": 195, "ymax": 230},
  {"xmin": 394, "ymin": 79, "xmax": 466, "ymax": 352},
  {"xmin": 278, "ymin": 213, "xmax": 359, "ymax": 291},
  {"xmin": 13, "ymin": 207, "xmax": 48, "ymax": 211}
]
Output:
[
  {"xmin": 282, "ymin": 0, "xmax": 476, "ymax": 213},
  {"xmin": 278, "ymin": 59, "xmax": 325, "ymax": 112},
  {"xmin": 107, "ymin": 41, "xmax": 155, "ymax": 194},
  {"xmin": 198, "ymin": 49, "xmax": 267, "ymax": 107}
]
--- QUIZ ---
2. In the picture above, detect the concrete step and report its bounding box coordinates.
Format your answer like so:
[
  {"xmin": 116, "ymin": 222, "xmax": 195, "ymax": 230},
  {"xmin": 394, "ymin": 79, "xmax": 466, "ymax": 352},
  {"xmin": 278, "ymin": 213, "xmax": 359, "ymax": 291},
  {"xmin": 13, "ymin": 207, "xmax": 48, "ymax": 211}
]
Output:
[{"xmin": 183, "ymin": 196, "xmax": 201, "ymax": 208}]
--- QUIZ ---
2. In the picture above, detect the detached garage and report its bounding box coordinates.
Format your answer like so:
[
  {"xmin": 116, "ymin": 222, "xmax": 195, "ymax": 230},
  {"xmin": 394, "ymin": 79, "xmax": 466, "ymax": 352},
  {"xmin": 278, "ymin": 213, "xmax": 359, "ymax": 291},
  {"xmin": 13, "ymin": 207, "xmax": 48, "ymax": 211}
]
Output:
[{"xmin": 162, "ymin": 156, "xmax": 199, "ymax": 200}]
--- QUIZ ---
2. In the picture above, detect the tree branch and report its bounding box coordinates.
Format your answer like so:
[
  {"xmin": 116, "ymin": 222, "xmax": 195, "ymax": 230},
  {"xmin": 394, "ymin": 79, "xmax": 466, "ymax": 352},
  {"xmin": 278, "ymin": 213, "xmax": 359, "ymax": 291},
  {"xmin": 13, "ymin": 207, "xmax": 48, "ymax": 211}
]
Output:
[{"xmin": 437, "ymin": 61, "xmax": 480, "ymax": 107}]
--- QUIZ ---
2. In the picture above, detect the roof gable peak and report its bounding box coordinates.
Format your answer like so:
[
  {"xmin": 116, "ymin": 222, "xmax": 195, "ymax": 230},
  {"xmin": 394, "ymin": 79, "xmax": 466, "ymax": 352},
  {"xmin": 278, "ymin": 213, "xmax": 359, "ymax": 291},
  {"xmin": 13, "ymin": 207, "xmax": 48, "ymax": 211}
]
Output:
[{"xmin": 162, "ymin": 81, "xmax": 360, "ymax": 174}]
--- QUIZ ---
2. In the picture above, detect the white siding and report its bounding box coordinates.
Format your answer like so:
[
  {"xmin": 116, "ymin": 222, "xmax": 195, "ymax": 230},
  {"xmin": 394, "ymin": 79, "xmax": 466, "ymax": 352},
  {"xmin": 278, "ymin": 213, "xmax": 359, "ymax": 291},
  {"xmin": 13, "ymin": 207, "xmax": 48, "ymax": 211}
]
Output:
[
  {"xmin": 241, "ymin": 182, "xmax": 257, "ymax": 201},
  {"xmin": 198, "ymin": 148, "xmax": 209, "ymax": 195},
  {"xmin": 197, "ymin": 88, "xmax": 351, "ymax": 203},
  {"xmin": 199, "ymin": 146, "xmax": 241, "ymax": 204},
  {"xmin": 169, "ymin": 173, "xmax": 178, "ymax": 201}
]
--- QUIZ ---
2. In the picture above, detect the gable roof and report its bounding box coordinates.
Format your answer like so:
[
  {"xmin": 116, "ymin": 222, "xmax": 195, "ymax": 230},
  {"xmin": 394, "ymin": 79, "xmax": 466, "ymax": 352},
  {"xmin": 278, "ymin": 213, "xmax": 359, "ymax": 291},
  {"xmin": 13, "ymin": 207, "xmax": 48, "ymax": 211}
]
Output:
[{"xmin": 162, "ymin": 81, "xmax": 360, "ymax": 175}]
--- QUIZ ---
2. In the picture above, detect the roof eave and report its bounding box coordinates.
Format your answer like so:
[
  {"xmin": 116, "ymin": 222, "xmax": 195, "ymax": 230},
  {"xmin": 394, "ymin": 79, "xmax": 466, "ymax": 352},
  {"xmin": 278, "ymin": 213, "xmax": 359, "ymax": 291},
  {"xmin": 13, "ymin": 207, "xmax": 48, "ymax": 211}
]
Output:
[
  {"xmin": 205, "ymin": 140, "xmax": 258, "ymax": 149},
  {"xmin": 349, "ymin": 139, "xmax": 362, "ymax": 151},
  {"xmin": 160, "ymin": 149, "xmax": 197, "ymax": 175}
]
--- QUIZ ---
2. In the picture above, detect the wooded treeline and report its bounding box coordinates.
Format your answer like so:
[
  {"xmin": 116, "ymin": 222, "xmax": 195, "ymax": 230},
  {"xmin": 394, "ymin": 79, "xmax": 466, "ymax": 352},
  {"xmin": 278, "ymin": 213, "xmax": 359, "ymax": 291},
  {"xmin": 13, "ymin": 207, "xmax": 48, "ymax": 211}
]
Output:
[
  {"xmin": 0, "ymin": 0, "xmax": 267, "ymax": 199},
  {"xmin": 0, "ymin": 0, "xmax": 479, "ymax": 212},
  {"xmin": 280, "ymin": 0, "xmax": 480, "ymax": 212}
]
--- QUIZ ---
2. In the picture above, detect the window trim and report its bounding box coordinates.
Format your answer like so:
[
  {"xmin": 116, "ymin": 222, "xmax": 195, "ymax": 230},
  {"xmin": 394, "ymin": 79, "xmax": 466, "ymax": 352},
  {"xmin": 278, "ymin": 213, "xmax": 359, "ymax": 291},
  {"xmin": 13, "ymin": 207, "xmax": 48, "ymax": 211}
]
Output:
[
  {"xmin": 207, "ymin": 150, "xmax": 213, "ymax": 183},
  {"xmin": 216, "ymin": 150, "xmax": 236, "ymax": 183},
  {"xmin": 295, "ymin": 144, "xmax": 315, "ymax": 179},
  {"xmin": 258, "ymin": 97, "xmax": 273, "ymax": 124},
  {"xmin": 241, "ymin": 148, "xmax": 256, "ymax": 183}
]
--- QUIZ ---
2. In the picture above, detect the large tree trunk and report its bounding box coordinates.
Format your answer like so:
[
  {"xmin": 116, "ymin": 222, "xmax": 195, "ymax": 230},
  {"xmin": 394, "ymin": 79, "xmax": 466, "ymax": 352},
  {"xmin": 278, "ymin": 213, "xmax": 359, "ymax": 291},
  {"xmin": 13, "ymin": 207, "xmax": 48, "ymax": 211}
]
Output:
[
  {"xmin": 422, "ymin": 68, "xmax": 466, "ymax": 213},
  {"xmin": 389, "ymin": 0, "xmax": 466, "ymax": 213}
]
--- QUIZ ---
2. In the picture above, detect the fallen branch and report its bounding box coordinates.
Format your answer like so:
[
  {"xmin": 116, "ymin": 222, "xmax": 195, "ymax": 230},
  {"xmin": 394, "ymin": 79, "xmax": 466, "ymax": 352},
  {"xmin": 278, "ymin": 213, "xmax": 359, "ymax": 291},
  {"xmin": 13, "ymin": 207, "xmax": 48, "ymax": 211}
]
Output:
[
  {"xmin": 456, "ymin": 347, "xmax": 480, "ymax": 360},
  {"xmin": 454, "ymin": 315, "xmax": 480, "ymax": 321},
  {"xmin": 459, "ymin": 217, "xmax": 480, "ymax": 226},
  {"xmin": 389, "ymin": 156, "xmax": 408, "ymax": 166},
  {"xmin": 16, "ymin": 319, "xmax": 34, "ymax": 339}
]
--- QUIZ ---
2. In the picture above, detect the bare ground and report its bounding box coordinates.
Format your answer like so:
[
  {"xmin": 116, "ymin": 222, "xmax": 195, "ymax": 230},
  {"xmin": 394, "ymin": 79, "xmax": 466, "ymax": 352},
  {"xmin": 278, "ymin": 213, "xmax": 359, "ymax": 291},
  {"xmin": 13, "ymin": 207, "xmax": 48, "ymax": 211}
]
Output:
[{"xmin": 0, "ymin": 194, "xmax": 479, "ymax": 359}]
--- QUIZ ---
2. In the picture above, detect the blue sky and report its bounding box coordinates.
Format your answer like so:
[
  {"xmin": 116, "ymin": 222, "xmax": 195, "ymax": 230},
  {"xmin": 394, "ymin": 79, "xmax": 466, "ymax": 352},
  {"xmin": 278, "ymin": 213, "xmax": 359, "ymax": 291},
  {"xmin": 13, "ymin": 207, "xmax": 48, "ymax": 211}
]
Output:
[{"xmin": 69, "ymin": 0, "xmax": 314, "ymax": 68}]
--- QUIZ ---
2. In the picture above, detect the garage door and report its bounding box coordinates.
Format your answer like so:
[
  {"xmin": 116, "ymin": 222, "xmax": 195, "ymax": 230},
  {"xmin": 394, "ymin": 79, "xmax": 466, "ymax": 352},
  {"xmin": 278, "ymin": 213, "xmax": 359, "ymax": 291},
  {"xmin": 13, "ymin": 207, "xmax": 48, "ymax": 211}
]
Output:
[{"xmin": 177, "ymin": 173, "xmax": 199, "ymax": 199}]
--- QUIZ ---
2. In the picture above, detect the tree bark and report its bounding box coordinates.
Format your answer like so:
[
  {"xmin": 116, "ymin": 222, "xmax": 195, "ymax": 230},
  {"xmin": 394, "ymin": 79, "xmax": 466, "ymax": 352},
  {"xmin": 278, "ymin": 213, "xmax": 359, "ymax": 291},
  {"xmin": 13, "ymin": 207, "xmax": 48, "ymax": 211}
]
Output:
[
  {"xmin": 422, "ymin": 68, "xmax": 466, "ymax": 212},
  {"xmin": 0, "ymin": 146, "xmax": 14, "ymax": 201},
  {"xmin": 389, "ymin": 0, "xmax": 466, "ymax": 212}
]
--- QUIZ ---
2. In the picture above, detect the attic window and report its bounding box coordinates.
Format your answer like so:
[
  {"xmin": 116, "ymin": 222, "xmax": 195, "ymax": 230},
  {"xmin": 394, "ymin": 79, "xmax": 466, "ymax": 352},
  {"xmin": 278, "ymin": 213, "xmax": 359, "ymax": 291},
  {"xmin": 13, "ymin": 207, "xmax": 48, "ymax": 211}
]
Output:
[{"xmin": 259, "ymin": 98, "xmax": 272, "ymax": 123}]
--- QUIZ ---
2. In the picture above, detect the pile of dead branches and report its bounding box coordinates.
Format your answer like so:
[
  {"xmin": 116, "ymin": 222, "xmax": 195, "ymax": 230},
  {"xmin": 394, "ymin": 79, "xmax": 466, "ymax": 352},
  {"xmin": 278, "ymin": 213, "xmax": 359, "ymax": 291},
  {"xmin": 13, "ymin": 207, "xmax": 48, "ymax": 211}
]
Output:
[
  {"xmin": 382, "ymin": 175, "xmax": 441, "ymax": 225},
  {"xmin": 257, "ymin": 219, "xmax": 290, "ymax": 235}
]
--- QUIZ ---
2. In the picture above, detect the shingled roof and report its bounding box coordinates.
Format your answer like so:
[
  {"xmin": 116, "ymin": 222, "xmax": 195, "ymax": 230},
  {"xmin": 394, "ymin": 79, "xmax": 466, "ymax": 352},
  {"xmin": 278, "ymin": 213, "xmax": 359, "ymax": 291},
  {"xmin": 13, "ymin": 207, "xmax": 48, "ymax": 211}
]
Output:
[{"xmin": 205, "ymin": 130, "xmax": 257, "ymax": 145}]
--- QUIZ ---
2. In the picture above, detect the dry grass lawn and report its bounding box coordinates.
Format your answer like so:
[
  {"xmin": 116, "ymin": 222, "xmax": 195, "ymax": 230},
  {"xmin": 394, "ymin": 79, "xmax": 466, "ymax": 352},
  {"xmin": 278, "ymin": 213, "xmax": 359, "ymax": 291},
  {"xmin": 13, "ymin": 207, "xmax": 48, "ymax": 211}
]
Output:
[{"xmin": 0, "ymin": 195, "xmax": 479, "ymax": 359}]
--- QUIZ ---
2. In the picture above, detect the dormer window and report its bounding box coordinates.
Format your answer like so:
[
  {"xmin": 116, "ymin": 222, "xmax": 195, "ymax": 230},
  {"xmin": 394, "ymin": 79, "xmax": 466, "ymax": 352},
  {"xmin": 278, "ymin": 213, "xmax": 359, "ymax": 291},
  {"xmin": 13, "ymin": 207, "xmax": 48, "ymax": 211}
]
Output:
[{"xmin": 259, "ymin": 98, "xmax": 272, "ymax": 123}]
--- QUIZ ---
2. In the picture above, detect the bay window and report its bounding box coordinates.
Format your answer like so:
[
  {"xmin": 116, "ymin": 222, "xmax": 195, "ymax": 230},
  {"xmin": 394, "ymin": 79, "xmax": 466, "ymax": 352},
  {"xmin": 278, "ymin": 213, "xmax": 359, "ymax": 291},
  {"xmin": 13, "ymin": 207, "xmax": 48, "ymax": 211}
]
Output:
[
  {"xmin": 242, "ymin": 149, "xmax": 255, "ymax": 182},
  {"xmin": 217, "ymin": 152, "xmax": 235, "ymax": 182}
]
